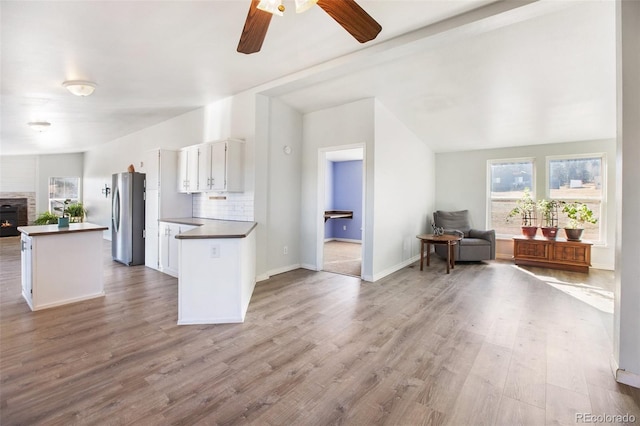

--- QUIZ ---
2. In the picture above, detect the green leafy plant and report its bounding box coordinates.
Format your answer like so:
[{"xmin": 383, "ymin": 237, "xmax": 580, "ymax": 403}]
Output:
[
  {"xmin": 66, "ymin": 202, "xmax": 86, "ymax": 222},
  {"xmin": 52, "ymin": 198, "xmax": 71, "ymax": 218},
  {"xmin": 537, "ymin": 199, "xmax": 560, "ymax": 228},
  {"xmin": 561, "ymin": 202, "xmax": 598, "ymax": 229},
  {"xmin": 34, "ymin": 211, "xmax": 59, "ymax": 225},
  {"xmin": 506, "ymin": 188, "xmax": 537, "ymax": 226}
]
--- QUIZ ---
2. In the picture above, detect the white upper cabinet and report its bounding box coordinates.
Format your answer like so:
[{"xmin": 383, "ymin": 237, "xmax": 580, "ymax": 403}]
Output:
[
  {"xmin": 178, "ymin": 146, "xmax": 200, "ymax": 193},
  {"xmin": 179, "ymin": 139, "xmax": 244, "ymax": 193}
]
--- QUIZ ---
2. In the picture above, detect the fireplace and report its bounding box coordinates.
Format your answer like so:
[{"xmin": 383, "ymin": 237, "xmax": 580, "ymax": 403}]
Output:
[{"xmin": 0, "ymin": 205, "xmax": 20, "ymax": 237}]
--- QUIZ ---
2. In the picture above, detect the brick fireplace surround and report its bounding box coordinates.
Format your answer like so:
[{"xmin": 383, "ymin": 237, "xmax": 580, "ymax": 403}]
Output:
[{"xmin": 0, "ymin": 193, "xmax": 36, "ymax": 226}]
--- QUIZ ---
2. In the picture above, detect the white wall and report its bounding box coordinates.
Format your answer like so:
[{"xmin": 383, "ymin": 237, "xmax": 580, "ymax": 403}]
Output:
[
  {"xmin": 434, "ymin": 139, "xmax": 617, "ymax": 269},
  {"xmin": 301, "ymin": 99, "xmax": 375, "ymax": 277},
  {"xmin": 614, "ymin": 0, "xmax": 640, "ymax": 386},
  {"xmin": 372, "ymin": 100, "xmax": 435, "ymax": 280},
  {"xmin": 265, "ymin": 98, "xmax": 303, "ymax": 276},
  {"xmin": 83, "ymin": 93, "xmax": 257, "ymax": 239},
  {"xmin": 0, "ymin": 156, "xmax": 37, "ymax": 193},
  {"xmin": 300, "ymin": 98, "xmax": 436, "ymax": 281},
  {"xmin": 83, "ymin": 108, "xmax": 205, "ymax": 237},
  {"xmin": 37, "ymin": 153, "xmax": 84, "ymax": 213},
  {"xmin": 1, "ymin": 153, "xmax": 83, "ymax": 222}
]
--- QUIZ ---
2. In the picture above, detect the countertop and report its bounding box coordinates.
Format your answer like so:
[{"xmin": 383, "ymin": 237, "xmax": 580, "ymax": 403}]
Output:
[
  {"xmin": 18, "ymin": 222, "xmax": 109, "ymax": 236},
  {"xmin": 160, "ymin": 217, "xmax": 257, "ymax": 239}
]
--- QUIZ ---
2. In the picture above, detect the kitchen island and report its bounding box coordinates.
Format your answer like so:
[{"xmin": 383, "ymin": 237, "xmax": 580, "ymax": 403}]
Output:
[
  {"xmin": 18, "ymin": 223, "xmax": 108, "ymax": 311},
  {"xmin": 161, "ymin": 218, "xmax": 257, "ymax": 325}
]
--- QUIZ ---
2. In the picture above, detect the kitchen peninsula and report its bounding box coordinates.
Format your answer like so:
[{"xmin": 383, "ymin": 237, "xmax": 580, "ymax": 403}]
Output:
[
  {"xmin": 160, "ymin": 218, "xmax": 257, "ymax": 325},
  {"xmin": 18, "ymin": 223, "xmax": 108, "ymax": 311}
]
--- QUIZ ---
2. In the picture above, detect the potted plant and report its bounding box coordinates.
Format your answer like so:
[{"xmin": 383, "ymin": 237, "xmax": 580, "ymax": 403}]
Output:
[
  {"xmin": 561, "ymin": 202, "xmax": 597, "ymax": 241},
  {"xmin": 34, "ymin": 211, "xmax": 59, "ymax": 225},
  {"xmin": 66, "ymin": 202, "xmax": 86, "ymax": 223},
  {"xmin": 506, "ymin": 188, "xmax": 538, "ymax": 237},
  {"xmin": 53, "ymin": 198, "xmax": 71, "ymax": 228},
  {"xmin": 537, "ymin": 199, "xmax": 560, "ymax": 239}
]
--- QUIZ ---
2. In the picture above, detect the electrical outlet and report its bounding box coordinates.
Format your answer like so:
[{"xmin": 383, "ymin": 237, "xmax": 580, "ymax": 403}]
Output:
[
  {"xmin": 343, "ymin": 225, "xmax": 347, "ymax": 231},
  {"xmin": 283, "ymin": 246, "xmax": 288, "ymax": 255},
  {"xmin": 211, "ymin": 245, "xmax": 220, "ymax": 258}
]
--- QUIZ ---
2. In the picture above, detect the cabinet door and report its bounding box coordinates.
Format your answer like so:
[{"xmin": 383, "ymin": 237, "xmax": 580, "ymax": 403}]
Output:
[
  {"xmin": 197, "ymin": 144, "xmax": 211, "ymax": 191},
  {"xmin": 178, "ymin": 149, "xmax": 189, "ymax": 193},
  {"xmin": 210, "ymin": 142, "xmax": 227, "ymax": 191},
  {"xmin": 159, "ymin": 222, "xmax": 170, "ymax": 272},
  {"xmin": 167, "ymin": 223, "xmax": 181, "ymax": 275},
  {"xmin": 187, "ymin": 146, "xmax": 200, "ymax": 192},
  {"xmin": 21, "ymin": 234, "xmax": 33, "ymax": 305},
  {"xmin": 178, "ymin": 147, "xmax": 201, "ymax": 193}
]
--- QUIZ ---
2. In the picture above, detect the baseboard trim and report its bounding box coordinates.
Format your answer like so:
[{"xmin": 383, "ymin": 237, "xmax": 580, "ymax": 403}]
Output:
[
  {"xmin": 371, "ymin": 255, "xmax": 421, "ymax": 282},
  {"xmin": 611, "ymin": 356, "xmax": 640, "ymax": 389},
  {"xmin": 324, "ymin": 238, "xmax": 362, "ymax": 244}
]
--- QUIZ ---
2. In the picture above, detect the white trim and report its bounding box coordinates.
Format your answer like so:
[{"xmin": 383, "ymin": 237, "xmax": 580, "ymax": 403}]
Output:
[
  {"xmin": 267, "ymin": 264, "xmax": 301, "ymax": 278},
  {"xmin": 371, "ymin": 255, "xmax": 421, "ymax": 282},
  {"xmin": 611, "ymin": 356, "xmax": 640, "ymax": 389},
  {"xmin": 317, "ymin": 144, "xmax": 366, "ymax": 279},
  {"xmin": 301, "ymin": 263, "xmax": 320, "ymax": 271},
  {"xmin": 28, "ymin": 292, "xmax": 105, "ymax": 311},
  {"xmin": 324, "ymin": 238, "xmax": 362, "ymax": 244}
]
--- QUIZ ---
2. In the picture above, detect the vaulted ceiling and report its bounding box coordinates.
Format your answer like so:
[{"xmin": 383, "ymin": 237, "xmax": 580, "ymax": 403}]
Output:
[{"xmin": 1, "ymin": 0, "xmax": 615, "ymax": 156}]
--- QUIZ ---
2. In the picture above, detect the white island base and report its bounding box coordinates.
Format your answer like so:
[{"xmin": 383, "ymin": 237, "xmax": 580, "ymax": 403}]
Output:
[
  {"xmin": 177, "ymin": 225, "xmax": 256, "ymax": 324},
  {"xmin": 18, "ymin": 223, "xmax": 108, "ymax": 311}
]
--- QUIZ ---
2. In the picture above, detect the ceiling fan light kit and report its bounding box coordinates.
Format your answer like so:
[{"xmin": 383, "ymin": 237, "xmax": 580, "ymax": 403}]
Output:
[
  {"xmin": 238, "ymin": 0, "xmax": 381, "ymax": 54},
  {"xmin": 295, "ymin": 0, "xmax": 318, "ymax": 13},
  {"xmin": 257, "ymin": 0, "xmax": 284, "ymax": 16},
  {"xmin": 62, "ymin": 80, "xmax": 97, "ymax": 97}
]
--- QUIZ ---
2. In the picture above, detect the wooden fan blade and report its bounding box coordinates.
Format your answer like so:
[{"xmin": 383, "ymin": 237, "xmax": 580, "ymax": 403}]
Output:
[
  {"xmin": 237, "ymin": 0, "xmax": 273, "ymax": 54},
  {"xmin": 316, "ymin": 0, "xmax": 382, "ymax": 43}
]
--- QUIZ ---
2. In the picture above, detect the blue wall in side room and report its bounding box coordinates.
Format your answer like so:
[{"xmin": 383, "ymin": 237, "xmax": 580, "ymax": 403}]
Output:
[{"xmin": 324, "ymin": 160, "xmax": 362, "ymax": 241}]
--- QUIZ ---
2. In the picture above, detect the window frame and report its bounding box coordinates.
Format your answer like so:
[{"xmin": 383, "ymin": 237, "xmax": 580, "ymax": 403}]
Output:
[
  {"xmin": 486, "ymin": 157, "xmax": 536, "ymax": 239},
  {"xmin": 48, "ymin": 176, "xmax": 81, "ymax": 215},
  {"xmin": 545, "ymin": 153, "xmax": 606, "ymax": 245}
]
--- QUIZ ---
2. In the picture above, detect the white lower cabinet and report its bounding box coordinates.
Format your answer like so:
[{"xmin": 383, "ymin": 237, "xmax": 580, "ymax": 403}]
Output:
[
  {"xmin": 158, "ymin": 221, "xmax": 196, "ymax": 277},
  {"xmin": 20, "ymin": 234, "xmax": 33, "ymax": 306}
]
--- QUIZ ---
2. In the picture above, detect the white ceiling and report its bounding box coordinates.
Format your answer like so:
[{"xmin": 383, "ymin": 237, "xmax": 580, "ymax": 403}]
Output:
[{"xmin": 0, "ymin": 0, "xmax": 616, "ymax": 156}]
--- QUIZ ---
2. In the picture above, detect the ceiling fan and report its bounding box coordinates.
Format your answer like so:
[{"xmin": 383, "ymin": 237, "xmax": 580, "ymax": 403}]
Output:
[{"xmin": 237, "ymin": 0, "xmax": 382, "ymax": 54}]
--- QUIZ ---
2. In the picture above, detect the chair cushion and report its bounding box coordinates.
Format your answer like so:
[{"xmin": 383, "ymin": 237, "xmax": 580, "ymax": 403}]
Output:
[
  {"xmin": 459, "ymin": 237, "xmax": 491, "ymax": 246},
  {"xmin": 434, "ymin": 210, "xmax": 471, "ymax": 237}
]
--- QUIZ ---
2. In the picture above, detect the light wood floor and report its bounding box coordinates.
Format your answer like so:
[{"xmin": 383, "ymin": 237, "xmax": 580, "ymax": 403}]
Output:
[{"xmin": 1, "ymin": 236, "xmax": 638, "ymax": 425}]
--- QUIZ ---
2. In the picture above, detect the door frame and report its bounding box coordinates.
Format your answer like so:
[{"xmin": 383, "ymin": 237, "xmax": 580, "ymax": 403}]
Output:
[{"xmin": 316, "ymin": 144, "xmax": 366, "ymax": 279}]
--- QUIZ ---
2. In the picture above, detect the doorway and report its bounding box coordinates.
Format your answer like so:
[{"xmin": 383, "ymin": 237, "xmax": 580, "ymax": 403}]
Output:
[{"xmin": 317, "ymin": 146, "xmax": 365, "ymax": 278}]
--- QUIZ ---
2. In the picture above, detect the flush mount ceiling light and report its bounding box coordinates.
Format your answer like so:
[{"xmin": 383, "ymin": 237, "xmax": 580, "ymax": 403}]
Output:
[
  {"xmin": 62, "ymin": 80, "xmax": 97, "ymax": 97},
  {"xmin": 27, "ymin": 121, "xmax": 51, "ymax": 132}
]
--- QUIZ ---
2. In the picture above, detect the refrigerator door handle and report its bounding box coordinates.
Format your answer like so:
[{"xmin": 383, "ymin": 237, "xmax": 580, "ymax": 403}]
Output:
[{"xmin": 112, "ymin": 186, "xmax": 121, "ymax": 233}]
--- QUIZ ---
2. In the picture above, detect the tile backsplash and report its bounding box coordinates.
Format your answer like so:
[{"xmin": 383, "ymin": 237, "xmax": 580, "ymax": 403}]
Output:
[{"xmin": 192, "ymin": 192, "xmax": 254, "ymax": 221}]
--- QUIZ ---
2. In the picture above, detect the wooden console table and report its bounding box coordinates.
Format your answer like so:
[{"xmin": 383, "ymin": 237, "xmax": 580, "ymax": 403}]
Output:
[{"xmin": 513, "ymin": 236, "xmax": 592, "ymax": 273}]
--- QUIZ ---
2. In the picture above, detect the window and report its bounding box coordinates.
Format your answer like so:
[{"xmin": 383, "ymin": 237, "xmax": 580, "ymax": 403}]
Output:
[
  {"xmin": 488, "ymin": 158, "xmax": 535, "ymax": 237},
  {"xmin": 547, "ymin": 154, "xmax": 605, "ymax": 243},
  {"xmin": 49, "ymin": 177, "xmax": 80, "ymax": 214}
]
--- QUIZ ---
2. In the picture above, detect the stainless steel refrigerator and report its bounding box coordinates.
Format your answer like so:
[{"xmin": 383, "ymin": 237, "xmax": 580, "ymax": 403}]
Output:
[{"xmin": 112, "ymin": 172, "xmax": 145, "ymax": 265}]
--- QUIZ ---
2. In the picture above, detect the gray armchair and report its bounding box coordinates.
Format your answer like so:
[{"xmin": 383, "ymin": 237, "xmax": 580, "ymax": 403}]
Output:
[{"xmin": 433, "ymin": 210, "xmax": 495, "ymax": 262}]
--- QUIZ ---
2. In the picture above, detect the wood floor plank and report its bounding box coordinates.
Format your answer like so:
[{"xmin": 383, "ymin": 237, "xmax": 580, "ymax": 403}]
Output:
[{"xmin": 1, "ymin": 236, "xmax": 638, "ymax": 425}]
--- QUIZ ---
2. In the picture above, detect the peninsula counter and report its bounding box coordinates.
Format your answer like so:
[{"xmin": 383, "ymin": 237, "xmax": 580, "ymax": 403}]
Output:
[{"xmin": 161, "ymin": 218, "xmax": 257, "ymax": 325}]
